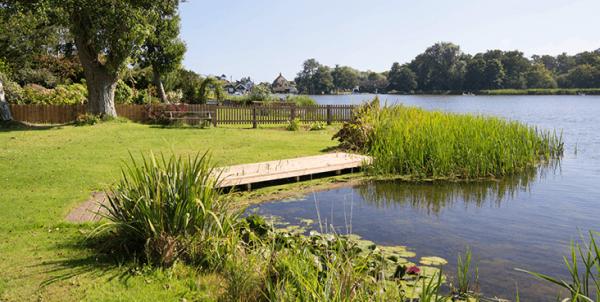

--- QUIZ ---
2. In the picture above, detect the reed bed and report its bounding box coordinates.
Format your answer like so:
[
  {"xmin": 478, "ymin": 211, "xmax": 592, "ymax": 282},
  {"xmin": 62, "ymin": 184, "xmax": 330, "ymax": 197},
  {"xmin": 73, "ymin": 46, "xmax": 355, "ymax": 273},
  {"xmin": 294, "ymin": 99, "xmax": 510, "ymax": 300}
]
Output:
[{"xmin": 367, "ymin": 105, "xmax": 563, "ymax": 180}]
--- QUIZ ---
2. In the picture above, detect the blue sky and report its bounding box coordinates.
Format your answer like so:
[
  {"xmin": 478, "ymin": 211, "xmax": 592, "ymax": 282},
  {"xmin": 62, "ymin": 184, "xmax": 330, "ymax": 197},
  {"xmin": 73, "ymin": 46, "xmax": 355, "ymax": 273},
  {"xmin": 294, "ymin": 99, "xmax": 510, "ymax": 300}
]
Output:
[{"xmin": 179, "ymin": 0, "xmax": 600, "ymax": 82}]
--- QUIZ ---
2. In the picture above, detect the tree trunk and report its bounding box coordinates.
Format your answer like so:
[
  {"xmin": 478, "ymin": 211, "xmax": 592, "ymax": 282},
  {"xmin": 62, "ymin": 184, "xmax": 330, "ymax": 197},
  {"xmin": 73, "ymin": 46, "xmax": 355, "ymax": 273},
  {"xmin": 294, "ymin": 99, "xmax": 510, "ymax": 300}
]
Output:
[
  {"xmin": 0, "ymin": 80, "xmax": 13, "ymax": 121},
  {"xmin": 153, "ymin": 69, "xmax": 168, "ymax": 103},
  {"xmin": 73, "ymin": 28, "xmax": 118, "ymax": 117},
  {"xmin": 84, "ymin": 67, "xmax": 118, "ymax": 116}
]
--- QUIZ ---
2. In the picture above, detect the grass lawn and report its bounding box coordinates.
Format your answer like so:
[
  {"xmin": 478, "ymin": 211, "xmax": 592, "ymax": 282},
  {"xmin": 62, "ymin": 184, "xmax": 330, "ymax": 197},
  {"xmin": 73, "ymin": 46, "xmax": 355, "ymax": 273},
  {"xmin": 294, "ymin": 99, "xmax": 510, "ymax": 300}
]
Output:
[{"xmin": 0, "ymin": 121, "xmax": 339, "ymax": 301}]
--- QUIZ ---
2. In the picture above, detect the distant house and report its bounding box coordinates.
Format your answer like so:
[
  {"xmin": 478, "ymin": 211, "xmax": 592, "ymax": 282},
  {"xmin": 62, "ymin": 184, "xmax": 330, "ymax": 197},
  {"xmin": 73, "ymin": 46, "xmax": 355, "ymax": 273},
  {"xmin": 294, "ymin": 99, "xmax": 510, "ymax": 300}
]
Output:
[
  {"xmin": 224, "ymin": 78, "xmax": 254, "ymax": 95},
  {"xmin": 271, "ymin": 73, "xmax": 297, "ymax": 94}
]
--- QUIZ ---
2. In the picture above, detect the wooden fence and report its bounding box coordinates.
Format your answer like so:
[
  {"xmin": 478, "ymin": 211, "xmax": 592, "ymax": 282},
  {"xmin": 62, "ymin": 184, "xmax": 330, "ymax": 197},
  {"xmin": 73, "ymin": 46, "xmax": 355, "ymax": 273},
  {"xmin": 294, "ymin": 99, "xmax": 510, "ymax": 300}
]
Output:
[{"xmin": 9, "ymin": 104, "xmax": 355, "ymax": 127}]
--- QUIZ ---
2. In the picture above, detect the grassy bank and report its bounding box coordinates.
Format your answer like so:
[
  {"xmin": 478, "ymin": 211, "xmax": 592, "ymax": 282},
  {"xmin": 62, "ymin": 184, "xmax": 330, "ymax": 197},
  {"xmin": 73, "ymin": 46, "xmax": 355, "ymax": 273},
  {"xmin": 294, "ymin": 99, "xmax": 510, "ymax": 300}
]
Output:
[
  {"xmin": 478, "ymin": 88, "xmax": 600, "ymax": 95},
  {"xmin": 0, "ymin": 122, "xmax": 338, "ymax": 301}
]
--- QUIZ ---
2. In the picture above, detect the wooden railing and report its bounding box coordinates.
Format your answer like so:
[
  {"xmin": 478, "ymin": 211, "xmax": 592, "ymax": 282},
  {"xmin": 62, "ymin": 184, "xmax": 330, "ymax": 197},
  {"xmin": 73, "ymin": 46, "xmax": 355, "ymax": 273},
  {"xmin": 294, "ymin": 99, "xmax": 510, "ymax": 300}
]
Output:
[{"xmin": 9, "ymin": 104, "xmax": 355, "ymax": 127}]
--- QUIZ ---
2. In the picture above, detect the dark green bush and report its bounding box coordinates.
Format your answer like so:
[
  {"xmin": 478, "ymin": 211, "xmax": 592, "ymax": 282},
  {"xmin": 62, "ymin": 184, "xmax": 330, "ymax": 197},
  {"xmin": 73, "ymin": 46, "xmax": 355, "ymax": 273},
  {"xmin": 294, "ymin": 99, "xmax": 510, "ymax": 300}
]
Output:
[
  {"xmin": 114, "ymin": 79, "xmax": 133, "ymax": 104},
  {"xmin": 74, "ymin": 113, "xmax": 100, "ymax": 126}
]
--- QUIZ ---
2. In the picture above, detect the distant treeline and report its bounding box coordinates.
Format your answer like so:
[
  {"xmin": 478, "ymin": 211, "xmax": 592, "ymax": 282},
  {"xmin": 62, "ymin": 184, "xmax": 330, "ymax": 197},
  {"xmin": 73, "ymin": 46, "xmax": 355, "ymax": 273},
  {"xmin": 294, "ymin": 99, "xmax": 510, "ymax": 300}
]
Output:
[{"xmin": 294, "ymin": 42, "xmax": 600, "ymax": 95}]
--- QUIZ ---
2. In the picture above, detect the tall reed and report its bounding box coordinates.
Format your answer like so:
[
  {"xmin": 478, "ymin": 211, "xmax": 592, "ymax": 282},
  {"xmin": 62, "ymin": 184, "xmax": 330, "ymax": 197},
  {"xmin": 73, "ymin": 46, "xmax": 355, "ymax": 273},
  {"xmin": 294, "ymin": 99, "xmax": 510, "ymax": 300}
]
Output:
[{"xmin": 367, "ymin": 104, "xmax": 563, "ymax": 180}]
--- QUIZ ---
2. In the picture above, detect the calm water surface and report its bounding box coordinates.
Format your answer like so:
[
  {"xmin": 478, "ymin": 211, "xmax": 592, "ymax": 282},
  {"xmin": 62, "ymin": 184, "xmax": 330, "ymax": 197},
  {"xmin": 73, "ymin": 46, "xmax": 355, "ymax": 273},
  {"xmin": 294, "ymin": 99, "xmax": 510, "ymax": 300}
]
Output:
[{"xmin": 250, "ymin": 95, "xmax": 600, "ymax": 301}]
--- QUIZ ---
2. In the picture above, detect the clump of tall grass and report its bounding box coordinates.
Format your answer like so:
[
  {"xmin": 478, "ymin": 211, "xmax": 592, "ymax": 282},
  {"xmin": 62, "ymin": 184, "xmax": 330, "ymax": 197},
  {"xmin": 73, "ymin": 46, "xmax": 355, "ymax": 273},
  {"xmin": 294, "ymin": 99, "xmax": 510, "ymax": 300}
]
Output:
[
  {"xmin": 336, "ymin": 99, "xmax": 564, "ymax": 180},
  {"xmin": 517, "ymin": 231, "xmax": 599, "ymax": 302},
  {"xmin": 453, "ymin": 248, "xmax": 479, "ymax": 298},
  {"xmin": 94, "ymin": 152, "xmax": 240, "ymax": 266}
]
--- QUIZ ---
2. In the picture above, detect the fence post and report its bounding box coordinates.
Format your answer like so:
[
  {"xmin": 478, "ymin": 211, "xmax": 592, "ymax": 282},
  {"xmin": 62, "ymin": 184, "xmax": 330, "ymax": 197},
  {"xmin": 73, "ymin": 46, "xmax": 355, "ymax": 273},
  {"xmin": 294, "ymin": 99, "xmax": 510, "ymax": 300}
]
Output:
[
  {"xmin": 212, "ymin": 105, "xmax": 218, "ymax": 127},
  {"xmin": 326, "ymin": 105, "xmax": 332, "ymax": 125},
  {"xmin": 252, "ymin": 105, "xmax": 257, "ymax": 128},
  {"xmin": 290, "ymin": 105, "xmax": 296, "ymax": 121}
]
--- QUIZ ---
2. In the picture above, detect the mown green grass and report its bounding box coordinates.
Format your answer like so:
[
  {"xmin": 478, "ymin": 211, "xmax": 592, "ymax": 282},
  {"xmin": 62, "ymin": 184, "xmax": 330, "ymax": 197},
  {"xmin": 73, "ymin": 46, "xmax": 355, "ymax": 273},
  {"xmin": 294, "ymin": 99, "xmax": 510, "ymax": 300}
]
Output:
[
  {"xmin": 0, "ymin": 121, "xmax": 338, "ymax": 301},
  {"xmin": 368, "ymin": 105, "xmax": 563, "ymax": 179}
]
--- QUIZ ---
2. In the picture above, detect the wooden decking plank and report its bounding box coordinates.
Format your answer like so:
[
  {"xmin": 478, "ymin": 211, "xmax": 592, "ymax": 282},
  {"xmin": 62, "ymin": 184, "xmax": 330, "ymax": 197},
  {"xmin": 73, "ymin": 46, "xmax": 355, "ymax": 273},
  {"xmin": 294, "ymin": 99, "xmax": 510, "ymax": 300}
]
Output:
[{"xmin": 215, "ymin": 152, "xmax": 371, "ymax": 188}]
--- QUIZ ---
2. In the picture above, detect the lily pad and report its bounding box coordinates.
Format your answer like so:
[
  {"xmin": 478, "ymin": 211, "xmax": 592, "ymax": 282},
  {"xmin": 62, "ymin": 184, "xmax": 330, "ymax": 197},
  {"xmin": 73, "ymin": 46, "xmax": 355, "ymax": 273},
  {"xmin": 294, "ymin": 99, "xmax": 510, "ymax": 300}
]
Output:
[{"xmin": 419, "ymin": 256, "xmax": 448, "ymax": 266}]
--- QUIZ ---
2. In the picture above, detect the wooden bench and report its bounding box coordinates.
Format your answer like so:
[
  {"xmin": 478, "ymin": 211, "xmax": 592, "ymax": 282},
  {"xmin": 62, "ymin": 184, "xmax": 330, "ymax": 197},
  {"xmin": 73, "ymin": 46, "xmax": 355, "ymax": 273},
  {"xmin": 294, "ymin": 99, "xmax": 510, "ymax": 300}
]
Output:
[{"xmin": 166, "ymin": 110, "xmax": 213, "ymax": 126}]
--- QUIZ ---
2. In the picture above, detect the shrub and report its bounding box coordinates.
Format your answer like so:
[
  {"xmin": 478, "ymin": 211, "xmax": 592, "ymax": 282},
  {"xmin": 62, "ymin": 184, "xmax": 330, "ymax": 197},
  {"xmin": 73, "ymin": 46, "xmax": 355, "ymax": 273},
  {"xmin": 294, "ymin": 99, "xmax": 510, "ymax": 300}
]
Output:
[
  {"xmin": 19, "ymin": 83, "xmax": 86, "ymax": 105},
  {"xmin": 74, "ymin": 113, "xmax": 100, "ymax": 126},
  {"xmin": 166, "ymin": 90, "xmax": 183, "ymax": 103},
  {"xmin": 96, "ymin": 152, "xmax": 240, "ymax": 267},
  {"xmin": 332, "ymin": 97, "xmax": 380, "ymax": 151},
  {"xmin": 132, "ymin": 88, "xmax": 160, "ymax": 104},
  {"xmin": 52, "ymin": 83, "xmax": 87, "ymax": 104},
  {"xmin": 286, "ymin": 118, "xmax": 301, "ymax": 131},
  {"xmin": 248, "ymin": 84, "xmax": 276, "ymax": 102},
  {"xmin": 14, "ymin": 67, "xmax": 58, "ymax": 88},
  {"xmin": 114, "ymin": 80, "xmax": 133, "ymax": 104},
  {"xmin": 0, "ymin": 72, "xmax": 24, "ymax": 103},
  {"xmin": 309, "ymin": 121, "xmax": 326, "ymax": 131}
]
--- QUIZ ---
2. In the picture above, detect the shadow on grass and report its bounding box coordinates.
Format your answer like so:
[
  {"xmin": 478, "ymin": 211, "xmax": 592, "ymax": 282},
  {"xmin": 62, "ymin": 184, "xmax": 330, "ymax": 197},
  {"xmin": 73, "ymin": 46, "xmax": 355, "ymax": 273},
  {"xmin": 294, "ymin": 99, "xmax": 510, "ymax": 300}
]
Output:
[
  {"xmin": 0, "ymin": 121, "xmax": 66, "ymax": 132},
  {"xmin": 35, "ymin": 234, "xmax": 140, "ymax": 288}
]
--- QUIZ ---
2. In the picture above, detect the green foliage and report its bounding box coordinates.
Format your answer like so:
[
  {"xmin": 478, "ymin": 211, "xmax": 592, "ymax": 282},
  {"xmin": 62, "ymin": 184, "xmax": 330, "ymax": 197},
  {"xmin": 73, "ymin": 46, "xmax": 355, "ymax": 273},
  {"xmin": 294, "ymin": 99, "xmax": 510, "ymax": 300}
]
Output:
[
  {"xmin": 139, "ymin": 14, "xmax": 186, "ymax": 76},
  {"xmin": 332, "ymin": 65, "xmax": 359, "ymax": 92},
  {"xmin": 0, "ymin": 72, "xmax": 24, "ymax": 103},
  {"xmin": 526, "ymin": 64, "xmax": 557, "ymax": 89},
  {"xmin": 248, "ymin": 83, "xmax": 274, "ymax": 102},
  {"xmin": 286, "ymin": 118, "xmax": 301, "ymax": 131},
  {"xmin": 309, "ymin": 121, "xmax": 326, "ymax": 131},
  {"xmin": 518, "ymin": 231, "xmax": 599, "ymax": 302},
  {"xmin": 96, "ymin": 152, "xmax": 239, "ymax": 267},
  {"xmin": 370, "ymin": 105, "xmax": 563, "ymax": 179},
  {"xmin": 114, "ymin": 79, "xmax": 134, "ymax": 104},
  {"xmin": 359, "ymin": 71, "xmax": 389, "ymax": 93},
  {"xmin": 132, "ymin": 88, "xmax": 160, "ymax": 105},
  {"xmin": 335, "ymin": 98, "xmax": 563, "ymax": 180},
  {"xmin": 198, "ymin": 77, "xmax": 224, "ymax": 103},
  {"xmin": 74, "ymin": 113, "xmax": 100, "ymax": 126},
  {"xmin": 332, "ymin": 98, "xmax": 380, "ymax": 151},
  {"xmin": 14, "ymin": 67, "xmax": 58, "ymax": 88},
  {"xmin": 164, "ymin": 68, "xmax": 204, "ymax": 102},
  {"xmin": 18, "ymin": 83, "xmax": 87, "ymax": 105},
  {"xmin": 454, "ymin": 248, "xmax": 479, "ymax": 298},
  {"xmin": 295, "ymin": 59, "xmax": 334, "ymax": 94},
  {"xmin": 285, "ymin": 95, "xmax": 317, "ymax": 106},
  {"xmin": 479, "ymin": 88, "xmax": 600, "ymax": 95},
  {"xmin": 387, "ymin": 63, "xmax": 417, "ymax": 93}
]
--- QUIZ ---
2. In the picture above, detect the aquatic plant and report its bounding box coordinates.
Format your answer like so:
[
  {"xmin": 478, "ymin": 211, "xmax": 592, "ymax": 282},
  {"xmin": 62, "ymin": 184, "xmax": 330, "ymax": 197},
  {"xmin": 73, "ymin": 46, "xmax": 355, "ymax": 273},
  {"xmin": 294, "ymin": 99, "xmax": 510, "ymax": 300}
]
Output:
[
  {"xmin": 336, "ymin": 99, "xmax": 564, "ymax": 180},
  {"xmin": 517, "ymin": 231, "xmax": 599, "ymax": 302},
  {"xmin": 454, "ymin": 248, "xmax": 479, "ymax": 298}
]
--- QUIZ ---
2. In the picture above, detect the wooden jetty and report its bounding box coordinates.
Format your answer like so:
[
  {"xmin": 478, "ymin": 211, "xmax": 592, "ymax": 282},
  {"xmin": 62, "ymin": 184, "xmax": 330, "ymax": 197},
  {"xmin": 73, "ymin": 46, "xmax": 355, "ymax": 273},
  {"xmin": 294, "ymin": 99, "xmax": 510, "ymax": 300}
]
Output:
[{"xmin": 216, "ymin": 152, "xmax": 371, "ymax": 189}]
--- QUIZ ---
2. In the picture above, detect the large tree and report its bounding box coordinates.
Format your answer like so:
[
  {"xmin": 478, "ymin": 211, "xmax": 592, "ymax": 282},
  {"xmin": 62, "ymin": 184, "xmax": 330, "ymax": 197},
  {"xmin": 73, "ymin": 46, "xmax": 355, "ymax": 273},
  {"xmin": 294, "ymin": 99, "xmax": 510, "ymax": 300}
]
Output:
[
  {"xmin": 332, "ymin": 65, "xmax": 359, "ymax": 92},
  {"xmin": 7, "ymin": 0, "xmax": 180, "ymax": 116},
  {"xmin": 139, "ymin": 13, "xmax": 186, "ymax": 103},
  {"xmin": 409, "ymin": 42, "xmax": 466, "ymax": 91},
  {"xmin": 295, "ymin": 59, "xmax": 321, "ymax": 94},
  {"xmin": 387, "ymin": 63, "xmax": 417, "ymax": 93}
]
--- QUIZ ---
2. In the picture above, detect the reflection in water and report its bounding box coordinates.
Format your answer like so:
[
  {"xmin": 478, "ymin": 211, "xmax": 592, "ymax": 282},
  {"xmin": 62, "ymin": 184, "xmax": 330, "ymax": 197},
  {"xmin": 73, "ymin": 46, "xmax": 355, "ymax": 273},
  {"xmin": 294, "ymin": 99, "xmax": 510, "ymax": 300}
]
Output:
[
  {"xmin": 249, "ymin": 161, "xmax": 587, "ymax": 300},
  {"xmin": 357, "ymin": 166, "xmax": 543, "ymax": 214}
]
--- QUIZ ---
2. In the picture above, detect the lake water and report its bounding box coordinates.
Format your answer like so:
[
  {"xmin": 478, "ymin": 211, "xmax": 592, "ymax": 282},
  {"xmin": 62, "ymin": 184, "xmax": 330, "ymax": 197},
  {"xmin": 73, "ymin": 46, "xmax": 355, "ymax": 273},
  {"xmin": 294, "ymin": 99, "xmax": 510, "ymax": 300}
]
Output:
[{"xmin": 249, "ymin": 94, "xmax": 600, "ymax": 300}]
